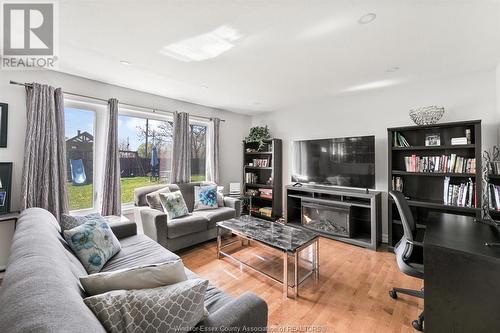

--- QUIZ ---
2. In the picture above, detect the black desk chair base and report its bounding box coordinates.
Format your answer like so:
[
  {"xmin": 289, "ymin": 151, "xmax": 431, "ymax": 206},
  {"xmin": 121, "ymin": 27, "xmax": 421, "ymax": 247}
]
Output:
[
  {"xmin": 412, "ymin": 312, "xmax": 424, "ymax": 331},
  {"xmin": 389, "ymin": 288, "xmax": 424, "ymax": 331},
  {"xmin": 389, "ymin": 287, "xmax": 424, "ymax": 300}
]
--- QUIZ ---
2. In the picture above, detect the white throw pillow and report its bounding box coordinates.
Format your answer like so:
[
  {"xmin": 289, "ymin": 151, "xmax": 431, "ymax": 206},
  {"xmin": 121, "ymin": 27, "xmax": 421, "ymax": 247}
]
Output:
[
  {"xmin": 84, "ymin": 278, "xmax": 208, "ymax": 333},
  {"xmin": 80, "ymin": 259, "xmax": 188, "ymax": 296}
]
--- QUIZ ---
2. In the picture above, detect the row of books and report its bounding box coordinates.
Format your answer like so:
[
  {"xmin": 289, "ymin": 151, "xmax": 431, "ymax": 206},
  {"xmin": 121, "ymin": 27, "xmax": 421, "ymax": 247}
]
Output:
[
  {"xmin": 443, "ymin": 177, "xmax": 476, "ymax": 207},
  {"xmin": 391, "ymin": 177, "xmax": 404, "ymax": 191},
  {"xmin": 404, "ymin": 154, "xmax": 476, "ymax": 173},
  {"xmin": 250, "ymin": 158, "xmax": 270, "ymax": 167},
  {"xmin": 488, "ymin": 184, "xmax": 500, "ymax": 211},
  {"xmin": 250, "ymin": 206, "xmax": 272, "ymax": 217},
  {"xmin": 393, "ymin": 132, "xmax": 410, "ymax": 147},
  {"xmin": 258, "ymin": 188, "xmax": 273, "ymax": 199},
  {"xmin": 244, "ymin": 172, "xmax": 258, "ymax": 184}
]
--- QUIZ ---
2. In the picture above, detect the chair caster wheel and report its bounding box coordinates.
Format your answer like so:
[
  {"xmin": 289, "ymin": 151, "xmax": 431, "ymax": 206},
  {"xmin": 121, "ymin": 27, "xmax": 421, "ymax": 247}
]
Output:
[
  {"xmin": 412, "ymin": 319, "xmax": 423, "ymax": 331},
  {"xmin": 389, "ymin": 290, "xmax": 397, "ymax": 299}
]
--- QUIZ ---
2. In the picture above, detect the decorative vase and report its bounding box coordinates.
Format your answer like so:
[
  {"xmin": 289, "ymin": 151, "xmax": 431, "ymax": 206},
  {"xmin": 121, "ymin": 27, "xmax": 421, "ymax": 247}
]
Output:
[{"xmin": 409, "ymin": 106, "xmax": 445, "ymax": 126}]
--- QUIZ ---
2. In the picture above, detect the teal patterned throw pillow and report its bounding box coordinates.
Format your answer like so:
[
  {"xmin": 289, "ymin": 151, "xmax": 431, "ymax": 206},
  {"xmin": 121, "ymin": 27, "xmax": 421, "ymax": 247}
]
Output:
[
  {"xmin": 193, "ymin": 185, "xmax": 218, "ymax": 211},
  {"xmin": 63, "ymin": 216, "xmax": 121, "ymax": 274},
  {"xmin": 159, "ymin": 191, "xmax": 189, "ymax": 219}
]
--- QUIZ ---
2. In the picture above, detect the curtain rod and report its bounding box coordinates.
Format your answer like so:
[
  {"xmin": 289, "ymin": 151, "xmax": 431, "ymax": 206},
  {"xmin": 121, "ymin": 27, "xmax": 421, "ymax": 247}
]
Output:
[{"xmin": 9, "ymin": 80, "xmax": 225, "ymax": 122}]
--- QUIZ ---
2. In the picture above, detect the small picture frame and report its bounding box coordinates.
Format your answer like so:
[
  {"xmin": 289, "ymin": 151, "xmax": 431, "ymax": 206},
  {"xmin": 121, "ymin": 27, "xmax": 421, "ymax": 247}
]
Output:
[{"xmin": 425, "ymin": 133, "xmax": 441, "ymax": 147}]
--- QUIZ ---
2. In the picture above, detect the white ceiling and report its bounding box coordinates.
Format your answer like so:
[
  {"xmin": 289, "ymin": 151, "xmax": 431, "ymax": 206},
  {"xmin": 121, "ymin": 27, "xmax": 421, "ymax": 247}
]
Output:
[{"xmin": 58, "ymin": 0, "xmax": 500, "ymax": 115}]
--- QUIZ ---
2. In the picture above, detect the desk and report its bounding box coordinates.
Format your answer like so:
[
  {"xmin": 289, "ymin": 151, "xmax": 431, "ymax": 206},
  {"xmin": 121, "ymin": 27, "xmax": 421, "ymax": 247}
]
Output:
[
  {"xmin": 0, "ymin": 212, "xmax": 19, "ymax": 271},
  {"xmin": 424, "ymin": 213, "xmax": 500, "ymax": 332}
]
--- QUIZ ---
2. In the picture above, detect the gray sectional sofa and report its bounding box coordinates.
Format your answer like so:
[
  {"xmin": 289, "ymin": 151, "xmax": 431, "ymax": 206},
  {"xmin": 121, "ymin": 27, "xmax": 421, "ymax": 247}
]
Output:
[
  {"xmin": 134, "ymin": 182, "xmax": 241, "ymax": 252},
  {"xmin": 0, "ymin": 208, "xmax": 267, "ymax": 333}
]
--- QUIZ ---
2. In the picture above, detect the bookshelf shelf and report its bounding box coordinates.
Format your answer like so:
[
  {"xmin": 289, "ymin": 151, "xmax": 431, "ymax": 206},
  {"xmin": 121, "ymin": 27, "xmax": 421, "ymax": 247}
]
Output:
[
  {"xmin": 243, "ymin": 139, "xmax": 282, "ymax": 220},
  {"xmin": 244, "ymin": 151, "xmax": 273, "ymax": 155},
  {"xmin": 387, "ymin": 120, "xmax": 482, "ymax": 249},
  {"xmin": 392, "ymin": 170, "xmax": 476, "ymax": 177},
  {"xmin": 392, "ymin": 144, "xmax": 476, "ymax": 151},
  {"xmin": 244, "ymin": 166, "xmax": 272, "ymax": 170},
  {"xmin": 245, "ymin": 183, "xmax": 273, "ymax": 189}
]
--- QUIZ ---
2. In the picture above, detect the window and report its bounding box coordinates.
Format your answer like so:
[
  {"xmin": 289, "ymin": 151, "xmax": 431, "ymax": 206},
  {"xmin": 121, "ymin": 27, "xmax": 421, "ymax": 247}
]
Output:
[
  {"xmin": 190, "ymin": 124, "xmax": 207, "ymax": 182},
  {"xmin": 64, "ymin": 107, "xmax": 95, "ymax": 211},
  {"xmin": 118, "ymin": 114, "xmax": 174, "ymax": 205}
]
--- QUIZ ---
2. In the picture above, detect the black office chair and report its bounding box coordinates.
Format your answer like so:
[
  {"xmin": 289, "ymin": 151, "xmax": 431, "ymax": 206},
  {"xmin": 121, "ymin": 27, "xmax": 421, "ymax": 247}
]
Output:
[{"xmin": 389, "ymin": 190, "xmax": 425, "ymax": 331}]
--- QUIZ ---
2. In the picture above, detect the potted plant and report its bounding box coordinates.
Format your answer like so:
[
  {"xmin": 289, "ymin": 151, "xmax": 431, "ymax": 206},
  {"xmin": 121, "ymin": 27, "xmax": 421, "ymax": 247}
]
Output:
[{"xmin": 245, "ymin": 126, "xmax": 271, "ymax": 151}]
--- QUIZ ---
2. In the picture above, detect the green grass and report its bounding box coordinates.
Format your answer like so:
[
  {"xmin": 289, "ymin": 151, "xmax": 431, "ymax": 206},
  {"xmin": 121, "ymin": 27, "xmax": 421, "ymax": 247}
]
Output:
[{"xmin": 68, "ymin": 175, "xmax": 205, "ymax": 211}]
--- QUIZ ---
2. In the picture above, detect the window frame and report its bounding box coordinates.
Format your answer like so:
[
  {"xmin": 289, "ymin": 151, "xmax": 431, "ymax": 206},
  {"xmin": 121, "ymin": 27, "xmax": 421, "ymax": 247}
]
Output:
[
  {"xmin": 64, "ymin": 98, "xmax": 107, "ymax": 214},
  {"xmin": 64, "ymin": 100, "xmax": 212, "ymax": 214}
]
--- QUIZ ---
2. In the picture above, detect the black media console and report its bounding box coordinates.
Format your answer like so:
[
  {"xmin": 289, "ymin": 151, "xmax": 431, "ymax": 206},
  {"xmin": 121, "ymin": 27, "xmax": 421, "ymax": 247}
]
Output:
[{"xmin": 285, "ymin": 185, "xmax": 381, "ymax": 250}]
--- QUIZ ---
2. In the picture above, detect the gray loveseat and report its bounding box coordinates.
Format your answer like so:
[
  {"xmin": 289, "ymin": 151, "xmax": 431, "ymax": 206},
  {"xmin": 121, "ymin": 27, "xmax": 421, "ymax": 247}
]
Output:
[
  {"xmin": 134, "ymin": 182, "xmax": 241, "ymax": 252},
  {"xmin": 0, "ymin": 208, "xmax": 267, "ymax": 333}
]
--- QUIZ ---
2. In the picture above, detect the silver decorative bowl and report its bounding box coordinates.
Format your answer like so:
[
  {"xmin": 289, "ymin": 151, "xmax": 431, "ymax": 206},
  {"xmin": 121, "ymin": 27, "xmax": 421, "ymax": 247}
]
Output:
[{"xmin": 409, "ymin": 106, "xmax": 445, "ymax": 126}]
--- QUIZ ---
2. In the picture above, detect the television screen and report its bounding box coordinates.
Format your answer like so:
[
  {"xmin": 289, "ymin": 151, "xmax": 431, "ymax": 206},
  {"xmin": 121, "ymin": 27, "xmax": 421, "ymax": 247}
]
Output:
[{"xmin": 291, "ymin": 136, "xmax": 375, "ymax": 189}]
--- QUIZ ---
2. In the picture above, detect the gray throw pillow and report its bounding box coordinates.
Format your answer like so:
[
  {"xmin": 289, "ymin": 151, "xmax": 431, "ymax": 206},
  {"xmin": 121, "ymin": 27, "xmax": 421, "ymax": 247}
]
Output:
[
  {"xmin": 84, "ymin": 278, "xmax": 209, "ymax": 333},
  {"xmin": 60, "ymin": 213, "xmax": 104, "ymax": 233},
  {"xmin": 80, "ymin": 259, "xmax": 188, "ymax": 296},
  {"xmin": 63, "ymin": 218, "xmax": 121, "ymax": 274},
  {"xmin": 146, "ymin": 187, "xmax": 171, "ymax": 211}
]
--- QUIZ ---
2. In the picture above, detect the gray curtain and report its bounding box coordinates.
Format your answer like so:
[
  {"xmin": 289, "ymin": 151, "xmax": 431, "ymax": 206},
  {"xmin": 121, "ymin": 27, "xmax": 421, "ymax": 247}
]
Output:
[
  {"xmin": 171, "ymin": 111, "xmax": 191, "ymax": 183},
  {"xmin": 21, "ymin": 83, "xmax": 68, "ymax": 220},
  {"xmin": 101, "ymin": 98, "xmax": 121, "ymax": 216},
  {"xmin": 206, "ymin": 117, "xmax": 221, "ymax": 184}
]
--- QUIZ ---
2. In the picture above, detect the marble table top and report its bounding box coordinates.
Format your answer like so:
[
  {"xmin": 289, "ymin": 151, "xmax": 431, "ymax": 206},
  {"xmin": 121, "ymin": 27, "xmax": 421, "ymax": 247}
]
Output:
[{"xmin": 217, "ymin": 215, "xmax": 318, "ymax": 253}]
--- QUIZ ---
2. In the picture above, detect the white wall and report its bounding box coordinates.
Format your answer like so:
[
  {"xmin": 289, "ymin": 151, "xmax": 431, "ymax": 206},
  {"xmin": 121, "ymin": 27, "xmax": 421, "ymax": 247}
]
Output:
[
  {"xmin": 251, "ymin": 69, "xmax": 500, "ymax": 241},
  {"xmin": 0, "ymin": 70, "xmax": 252, "ymax": 212}
]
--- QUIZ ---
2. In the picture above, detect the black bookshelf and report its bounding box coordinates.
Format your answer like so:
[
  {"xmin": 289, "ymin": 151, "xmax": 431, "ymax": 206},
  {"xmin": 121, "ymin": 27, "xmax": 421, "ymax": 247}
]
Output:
[
  {"xmin": 387, "ymin": 120, "xmax": 482, "ymax": 249},
  {"xmin": 242, "ymin": 139, "xmax": 282, "ymax": 220},
  {"xmin": 487, "ymin": 173, "xmax": 500, "ymax": 218}
]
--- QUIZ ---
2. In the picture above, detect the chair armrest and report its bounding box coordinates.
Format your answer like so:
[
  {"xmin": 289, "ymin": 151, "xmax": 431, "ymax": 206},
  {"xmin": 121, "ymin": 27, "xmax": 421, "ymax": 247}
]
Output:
[
  {"xmin": 201, "ymin": 292, "xmax": 268, "ymax": 332},
  {"xmin": 224, "ymin": 197, "xmax": 241, "ymax": 217},
  {"xmin": 140, "ymin": 208, "xmax": 169, "ymax": 244},
  {"xmin": 407, "ymin": 239, "xmax": 424, "ymax": 247},
  {"xmin": 110, "ymin": 221, "xmax": 137, "ymax": 239}
]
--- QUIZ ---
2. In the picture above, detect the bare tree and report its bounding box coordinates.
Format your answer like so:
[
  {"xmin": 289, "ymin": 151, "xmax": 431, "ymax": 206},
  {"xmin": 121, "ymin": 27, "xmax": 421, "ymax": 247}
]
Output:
[
  {"xmin": 190, "ymin": 124, "xmax": 206, "ymax": 159},
  {"xmin": 135, "ymin": 120, "xmax": 206, "ymax": 158}
]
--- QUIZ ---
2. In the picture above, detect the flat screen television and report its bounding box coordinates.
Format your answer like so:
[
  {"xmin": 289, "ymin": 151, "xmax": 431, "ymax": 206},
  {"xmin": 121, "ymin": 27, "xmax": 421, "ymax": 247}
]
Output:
[{"xmin": 291, "ymin": 136, "xmax": 375, "ymax": 189}]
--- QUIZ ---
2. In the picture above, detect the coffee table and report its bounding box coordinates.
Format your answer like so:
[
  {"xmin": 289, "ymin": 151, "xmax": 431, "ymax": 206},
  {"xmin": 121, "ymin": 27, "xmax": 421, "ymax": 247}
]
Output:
[{"xmin": 217, "ymin": 215, "xmax": 319, "ymax": 299}]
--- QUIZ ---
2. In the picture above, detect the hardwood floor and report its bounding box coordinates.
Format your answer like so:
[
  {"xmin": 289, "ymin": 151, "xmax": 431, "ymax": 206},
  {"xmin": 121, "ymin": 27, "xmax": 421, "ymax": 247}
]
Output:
[{"xmin": 179, "ymin": 237, "xmax": 423, "ymax": 333}]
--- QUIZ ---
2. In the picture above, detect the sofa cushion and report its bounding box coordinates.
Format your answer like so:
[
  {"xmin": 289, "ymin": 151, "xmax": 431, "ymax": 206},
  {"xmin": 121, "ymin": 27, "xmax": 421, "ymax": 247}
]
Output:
[
  {"xmin": 194, "ymin": 185, "xmax": 218, "ymax": 211},
  {"xmin": 193, "ymin": 207, "xmax": 236, "ymax": 228},
  {"xmin": 63, "ymin": 218, "xmax": 121, "ymax": 274},
  {"xmin": 80, "ymin": 259, "xmax": 187, "ymax": 296},
  {"xmin": 185, "ymin": 269, "xmax": 233, "ymax": 314},
  {"xmin": 167, "ymin": 214, "xmax": 209, "ymax": 239},
  {"xmin": 134, "ymin": 184, "xmax": 180, "ymax": 206},
  {"xmin": 201, "ymin": 181, "xmax": 224, "ymax": 207},
  {"xmin": 177, "ymin": 182, "xmax": 197, "ymax": 212},
  {"xmin": 84, "ymin": 278, "xmax": 208, "ymax": 333},
  {"xmin": 159, "ymin": 191, "xmax": 190, "ymax": 219},
  {"xmin": 0, "ymin": 208, "xmax": 106, "ymax": 333},
  {"xmin": 146, "ymin": 187, "xmax": 171, "ymax": 211},
  {"xmin": 102, "ymin": 234, "xmax": 179, "ymax": 272},
  {"xmin": 60, "ymin": 213, "xmax": 102, "ymax": 233}
]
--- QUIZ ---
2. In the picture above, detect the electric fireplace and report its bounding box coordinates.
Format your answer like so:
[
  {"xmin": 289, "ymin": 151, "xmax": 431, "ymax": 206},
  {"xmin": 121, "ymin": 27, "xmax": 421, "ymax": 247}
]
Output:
[{"xmin": 301, "ymin": 202, "xmax": 352, "ymax": 237}]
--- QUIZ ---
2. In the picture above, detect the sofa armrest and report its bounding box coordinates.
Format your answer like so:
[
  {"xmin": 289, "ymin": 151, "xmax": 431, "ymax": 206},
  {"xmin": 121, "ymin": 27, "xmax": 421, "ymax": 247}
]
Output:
[
  {"xmin": 201, "ymin": 292, "xmax": 268, "ymax": 332},
  {"xmin": 224, "ymin": 197, "xmax": 241, "ymax": 217},
  {"xmin": 140, "ymin": 208, "xmax": 169, "ymax": 244},
  {"xmin": 110, "ymin": 221, "xmax": 137, "ymax": 239}
]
